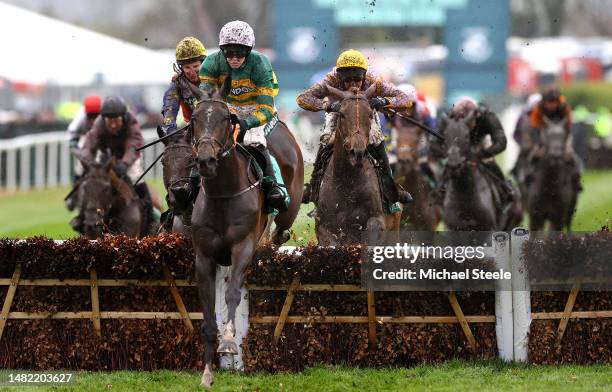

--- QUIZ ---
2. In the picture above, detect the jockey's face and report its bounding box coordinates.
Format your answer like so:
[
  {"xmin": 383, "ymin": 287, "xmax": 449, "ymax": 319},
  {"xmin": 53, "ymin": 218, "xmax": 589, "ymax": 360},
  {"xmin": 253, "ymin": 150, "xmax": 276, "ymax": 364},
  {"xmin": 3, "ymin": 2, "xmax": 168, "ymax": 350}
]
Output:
[
  {"xmin": 104, "ymin": 115, "xmax": 124, "ymax": 135},
  {"xmin": 181, "ymin": 61, "xmax": 202, "ymax": 83},
  {"xmin": 226, "ymin": 55, "xmax": 246, "ymax": 69},
  {"xmin": 542, "ymin": 99, "xmax": 560, "ymax": 114}
]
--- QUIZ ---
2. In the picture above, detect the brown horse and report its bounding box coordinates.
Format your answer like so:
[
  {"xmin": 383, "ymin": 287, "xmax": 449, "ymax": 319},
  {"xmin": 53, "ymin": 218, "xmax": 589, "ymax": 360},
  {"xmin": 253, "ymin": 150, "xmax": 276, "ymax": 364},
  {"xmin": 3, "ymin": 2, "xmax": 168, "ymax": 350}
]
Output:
[
  {"xmin": 77, "ymin": 159, "xmax": 157, "ymax": 238},
  {"xmin": 393, "ymin": 117, "xmax": 440, "ymax": 231},
  {"xmin": 525, "ymin": 117, "xmax": 580, "ymax": 231},
  {"xmin": 185, "ymin": 87, "xmax": 303, "ymax": 387},
  {"xmin": 315, "ymin": 84, "xmax": 399, "ymax": 245},
  {"xmin": 440, "ymin": 113, "xmax": 522, "ymax": 231},
  {"xmin": 158, "ymin": 126, "xmax": 196, "ymax": 234}
]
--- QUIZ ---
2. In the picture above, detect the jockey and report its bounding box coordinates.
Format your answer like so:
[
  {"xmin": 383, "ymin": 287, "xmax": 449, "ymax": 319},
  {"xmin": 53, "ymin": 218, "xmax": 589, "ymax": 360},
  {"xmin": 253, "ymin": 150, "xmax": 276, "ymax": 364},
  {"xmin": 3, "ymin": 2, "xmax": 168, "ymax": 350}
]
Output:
[
  {"xmin": 296, "ymin": 49, "xmax": 414, "ymax": 206},
  {"xmin": 433, "ymin": 97, "xmax": 514, "ymax": 206},
  {"xmin": 528, "ymin": 85, "xmax": 582, "ymax": 191},
  {"xmin": 510, "ymin": 92, "xmax": 540, "ymax": 180},
  {"xmin": 198, "ymin": 20, "xmax": 288, "ymax": 213},
  {"xmin": 529, "ymin": 86, "xmax": 572, "ymax": 151},
  {"xmin": 72, "ymin": 96, "xmax": 151, "ymax": 231},
  {"xmin": 161, "ymin": 37, "xmax": 207, "ymax": 134},
  {"xmin": 160, "ymin": 37, "xmax": 206, "ymax": 216},
  {"xmin": 394, "ymin": 83, "xmax": 437, "ymax": 187},
  {"xmin": 65, "ymin": 95, "xmax": 101, "ymax": 210}
]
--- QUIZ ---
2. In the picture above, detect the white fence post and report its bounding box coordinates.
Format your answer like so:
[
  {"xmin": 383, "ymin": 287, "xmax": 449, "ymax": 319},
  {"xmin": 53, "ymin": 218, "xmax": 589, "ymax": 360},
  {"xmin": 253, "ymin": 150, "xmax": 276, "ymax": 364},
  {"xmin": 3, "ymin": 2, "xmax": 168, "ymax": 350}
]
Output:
[
  {"xmin": 34, "ymin": 143, "xmax": 45, "ymax": 189},
  {"xmin": 59, "ymin": 140, "xmax": 71, "ymax": 186},
  {"xmin": 19, "ymin": 145, "xmax": 31, "ymax": 190},
  {"xmin": 511, "ymin": 227, "xmax": 531, "ymax": 362},
  {"xmin": 493, "ymin": 231, "xmax": 513, "ymax": 361},
  {"xmin": 47, "ymin": 141, "xmax": 59, "ymax": 187},
  {"xmin": 6, "ymin": 148, "xmax": 17, "ymax": 191}
]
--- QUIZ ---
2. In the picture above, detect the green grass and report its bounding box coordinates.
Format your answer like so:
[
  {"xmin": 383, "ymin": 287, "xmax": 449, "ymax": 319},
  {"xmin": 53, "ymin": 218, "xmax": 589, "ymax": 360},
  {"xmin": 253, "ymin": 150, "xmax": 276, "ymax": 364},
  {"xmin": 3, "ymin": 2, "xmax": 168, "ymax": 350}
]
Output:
[
  {"xmin": 1, "ymin": 361, "xmax": 610, "ymax": 391},
  {"xmin": 1, "ymin": 170, "xmax": 612, "ymax": 240}
]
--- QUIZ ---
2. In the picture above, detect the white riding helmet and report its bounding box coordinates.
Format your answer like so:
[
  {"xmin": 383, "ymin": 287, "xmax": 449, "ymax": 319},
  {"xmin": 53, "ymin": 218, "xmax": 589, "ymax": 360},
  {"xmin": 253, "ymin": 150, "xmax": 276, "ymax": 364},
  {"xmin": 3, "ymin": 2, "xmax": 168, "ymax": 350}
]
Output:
[
  {"xmin": 526, "ymin": 93, "xmax": 542, "ymax": 110},
  {"xmin": 219, "ymin": 20, "xmax": 255, "ymax": 48}
]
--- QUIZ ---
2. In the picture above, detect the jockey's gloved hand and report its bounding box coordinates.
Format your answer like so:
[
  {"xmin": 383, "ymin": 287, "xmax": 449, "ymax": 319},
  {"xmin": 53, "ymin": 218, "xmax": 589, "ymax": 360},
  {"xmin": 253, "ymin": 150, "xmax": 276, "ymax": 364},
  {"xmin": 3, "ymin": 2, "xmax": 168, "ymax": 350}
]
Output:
[
  {"xmin": 325, "ymin": 101, "xmax": 342, "ymax": 113},
  {"xmin": 369, "ymin": 97, "xmax": 388, "ymax": 110},
  {"xmin": 114, "ymin": 161, "xmax": 128, "ymax": 177},
  {"xmin": 236, "ymin": 119, "xmax": 250, "ymax": 143}
]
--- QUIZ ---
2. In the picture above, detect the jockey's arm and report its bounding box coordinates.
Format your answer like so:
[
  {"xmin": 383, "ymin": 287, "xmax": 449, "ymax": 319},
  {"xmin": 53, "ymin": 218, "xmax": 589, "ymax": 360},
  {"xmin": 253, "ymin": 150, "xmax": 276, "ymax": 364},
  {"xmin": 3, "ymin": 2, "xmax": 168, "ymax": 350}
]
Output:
[
  {"xmin": 67, "ymin": 109, "xmax": 87, "ymax": 153},
  {"xmin": 375, "ymin": 78, "xmax": 413, "ymax": 112},
  {"xmin": 296, "ymin": 75, "xmax": 333, "ymax": 112},
  {"xmin": 244, "ymin": 64, "xmax": 277, "ymax": 129},
  {"xmin": 198, "ymin": 53, "xmax": 221, "ymax": 95},
  {"xmin": 160, "ymin": 79, "xmax": 182, "ymax": 133},
  {"xmin": 480, "ymin": 111, "xmax": 507, "ymax": 158},
  {"xmin": 79, "ymin": 123, "xmax": 101, "ymax": 165},
  {"xmin": 121, "ymin": 118, "xmax": 145, "ymax": 166}
]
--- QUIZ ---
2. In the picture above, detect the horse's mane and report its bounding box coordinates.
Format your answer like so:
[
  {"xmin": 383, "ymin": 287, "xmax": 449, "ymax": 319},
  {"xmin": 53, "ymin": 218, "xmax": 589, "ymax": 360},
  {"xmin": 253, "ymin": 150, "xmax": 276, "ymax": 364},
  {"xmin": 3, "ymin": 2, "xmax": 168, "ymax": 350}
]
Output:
[{"xmin": 108, "ymin": 170, "xmax": 136, "ymax": 202}]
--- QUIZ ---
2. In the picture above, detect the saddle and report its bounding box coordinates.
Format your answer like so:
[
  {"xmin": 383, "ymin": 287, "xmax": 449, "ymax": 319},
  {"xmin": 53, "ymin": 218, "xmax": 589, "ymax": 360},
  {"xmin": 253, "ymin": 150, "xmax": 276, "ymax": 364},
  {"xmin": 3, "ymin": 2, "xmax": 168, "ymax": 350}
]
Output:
[{"xmin": 237, "ymin": 144, "xmax": 266, "ymax": 181}]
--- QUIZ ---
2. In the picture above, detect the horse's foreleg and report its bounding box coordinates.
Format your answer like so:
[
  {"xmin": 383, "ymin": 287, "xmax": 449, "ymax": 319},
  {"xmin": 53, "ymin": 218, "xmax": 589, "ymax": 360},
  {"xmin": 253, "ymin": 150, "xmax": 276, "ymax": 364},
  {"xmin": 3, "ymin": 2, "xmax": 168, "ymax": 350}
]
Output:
[
  {"xmin": 195, "ymin": 250, "xmax": 217, "ymax": 388},
  {"xmin": 218, "ymin": 235, "xmax": 256, "ymax": 355}
]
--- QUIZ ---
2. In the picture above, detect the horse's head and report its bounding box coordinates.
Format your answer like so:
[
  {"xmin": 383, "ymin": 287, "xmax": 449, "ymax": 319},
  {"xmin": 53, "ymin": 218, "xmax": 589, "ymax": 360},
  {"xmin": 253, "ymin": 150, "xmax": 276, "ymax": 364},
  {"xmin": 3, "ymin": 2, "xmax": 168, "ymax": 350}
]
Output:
[
  {"xmin": 326, "ymin": 83, "xmax": 377, "ymax": 166},
  {"xmin": 159, "ymin": 127, "xmax": 196, "ymax": 208},
  {"xmin": 184, "ymin": 83, "xmax": 235, "ymax": 178},
  {"xmin": 78, "ymin": 159, "xmax": 116, "ymax": 238},
  {"xmin": 540, "ymin": 116, "xmax": 567, "ymax": 163},
  {"xmin": 442, "ymin": 110, "xmax": 475, "ymax": 172},
  {"xmin": 394, "ymin": 115, "xmax": 424, "ymax": 171}
]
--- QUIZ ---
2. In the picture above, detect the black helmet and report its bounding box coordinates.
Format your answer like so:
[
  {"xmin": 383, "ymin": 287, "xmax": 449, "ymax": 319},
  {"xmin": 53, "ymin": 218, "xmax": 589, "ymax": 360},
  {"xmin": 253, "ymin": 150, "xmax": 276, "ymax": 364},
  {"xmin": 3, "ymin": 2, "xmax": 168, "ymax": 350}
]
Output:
[{"xmin": 101, "ymin": 96, "xmax": 127, "ymax": 117}]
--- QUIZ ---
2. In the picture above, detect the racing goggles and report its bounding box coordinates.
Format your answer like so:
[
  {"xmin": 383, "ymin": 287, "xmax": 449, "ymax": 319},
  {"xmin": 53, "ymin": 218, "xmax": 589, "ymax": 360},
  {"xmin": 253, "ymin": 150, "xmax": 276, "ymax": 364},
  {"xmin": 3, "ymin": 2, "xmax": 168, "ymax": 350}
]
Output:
[{"xmin": 221, "ymin": 47, "xmax": 250, "ymax": 59}]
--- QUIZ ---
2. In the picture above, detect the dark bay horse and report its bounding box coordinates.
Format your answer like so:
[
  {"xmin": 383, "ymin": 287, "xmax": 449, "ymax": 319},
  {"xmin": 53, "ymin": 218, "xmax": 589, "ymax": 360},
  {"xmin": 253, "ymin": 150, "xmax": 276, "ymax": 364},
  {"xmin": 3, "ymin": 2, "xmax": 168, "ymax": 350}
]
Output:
[
  {"xmin": 185, "ymin": 87, "xmax": 303, "ymax": 387},
  {"xmin": 440, "ymin": 113, "xmax": 521, "ymax": 231},
  {"xmin": 158, "ymin": 126, "xmax": 196, "ymax": 234},
  {"xmin": 394, "ymin": 117, "xmax": 440, "ymax": 231},
  {"xmin": 316, "ymin": 84, "xmax": 400, "ymax": 245},
  {"xmin": 77, "ymin": 159, "xmax": 157, "ymax": 238},
  {"xmin": 525, "ymin": 117, "xmax": 580, "ymax": 231}
]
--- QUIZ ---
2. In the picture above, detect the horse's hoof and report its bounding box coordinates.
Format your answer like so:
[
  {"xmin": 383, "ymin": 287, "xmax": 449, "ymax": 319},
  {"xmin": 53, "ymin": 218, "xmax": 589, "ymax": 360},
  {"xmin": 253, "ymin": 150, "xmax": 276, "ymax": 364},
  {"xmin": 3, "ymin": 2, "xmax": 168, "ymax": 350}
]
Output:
[
  {"xmin": 200, "ymin": 365, "xmax": 214, "ymax": 388},
  {"xmin": 217, "ymin": 338, "xmax": 238, "ymax": 354}
]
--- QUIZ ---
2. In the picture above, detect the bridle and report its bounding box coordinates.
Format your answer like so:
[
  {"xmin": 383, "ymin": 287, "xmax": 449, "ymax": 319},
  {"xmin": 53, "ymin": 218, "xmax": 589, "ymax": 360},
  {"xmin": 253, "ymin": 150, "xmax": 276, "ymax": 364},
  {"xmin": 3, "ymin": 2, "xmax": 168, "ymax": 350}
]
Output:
[
  {"xmin": 161, "ymin": 142, "xmax": 197, "ymax": 189},
  {"xmin": 190, "ymin": 98, "xmax": 262, "ymax": 199},
  {"xmin": 334, "ymin": 96, "xmax": 371, "ymax": 147},
  {"xmin": 191, "ymin": 99, "xmax": 235, "ymax": 161}
]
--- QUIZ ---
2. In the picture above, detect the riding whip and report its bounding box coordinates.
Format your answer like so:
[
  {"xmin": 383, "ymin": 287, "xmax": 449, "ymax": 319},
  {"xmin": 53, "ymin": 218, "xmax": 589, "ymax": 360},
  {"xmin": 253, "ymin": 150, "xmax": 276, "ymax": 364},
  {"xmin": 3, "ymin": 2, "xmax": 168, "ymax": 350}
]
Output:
[
  {"xmin": 383, "ymin": 108, "xmax": 444, "ymax": 141},
  {"xmin": 134, "ymin": 151, "xmax": 164, "ymax": 185},
  {"xmin": 136, "ymin": 123, "xmax": 190, "ymax": 151}
]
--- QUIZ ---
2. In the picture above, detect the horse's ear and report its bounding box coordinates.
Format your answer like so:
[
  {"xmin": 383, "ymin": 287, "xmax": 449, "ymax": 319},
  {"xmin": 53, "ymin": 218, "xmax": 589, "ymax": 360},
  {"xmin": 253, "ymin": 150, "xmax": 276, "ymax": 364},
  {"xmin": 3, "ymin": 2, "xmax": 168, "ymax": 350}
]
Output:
[
  {"xmin": 104, "ymin": 157, "xmax": 116, "ymax": 172},
  {"xmin": 184, "ymin": 79, "xmax": 205, "ymax": 101},
  {"xmin": 325, "ymin": 84, "xmax": 347, "ymax": 101},
  {"xmin": 463, "ymin": 109, "xmax": 476, "ymax": 125},
  {"xmin": 364, "ymin": 83, "xmax": 377, "ymax": 99},
  {"xmin": 156, "ymin": 125, "xmax": 169, "ymax": 145},
  {"xmin": 216, "ymin": 79, "xmax": 229, "ymax": 100}
]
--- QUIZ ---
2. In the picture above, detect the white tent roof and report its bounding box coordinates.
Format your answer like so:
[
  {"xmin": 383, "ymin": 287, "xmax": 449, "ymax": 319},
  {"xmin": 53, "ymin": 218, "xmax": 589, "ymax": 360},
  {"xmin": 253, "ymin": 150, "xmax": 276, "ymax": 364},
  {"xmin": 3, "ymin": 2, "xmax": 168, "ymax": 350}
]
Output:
[{"xmin": 0, "ymin": 2, "xmax": 174, "ymax": 85}]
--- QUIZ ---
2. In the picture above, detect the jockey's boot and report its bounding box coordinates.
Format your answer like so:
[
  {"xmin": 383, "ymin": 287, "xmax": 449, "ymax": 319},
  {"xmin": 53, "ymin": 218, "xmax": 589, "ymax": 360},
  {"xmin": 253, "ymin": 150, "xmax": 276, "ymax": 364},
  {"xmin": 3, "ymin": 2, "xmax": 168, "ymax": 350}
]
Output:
[
  {"xmin": 258, "ymin": 145, "xmax": 289, "ymax": 213},
  {"xmin": 369, "ymin": 142, "xmax": 413, "ymax": 204},
  {"xmin": 135, "ymin": 182, "xmax": 154, "ymax": 220},
  {"xmin": 302, "ymin": 144, "xmax": 328, "ymax": 204},
  {"xmin": 484, "ymin": 161, "xmax": 515, "ymax": 205}
]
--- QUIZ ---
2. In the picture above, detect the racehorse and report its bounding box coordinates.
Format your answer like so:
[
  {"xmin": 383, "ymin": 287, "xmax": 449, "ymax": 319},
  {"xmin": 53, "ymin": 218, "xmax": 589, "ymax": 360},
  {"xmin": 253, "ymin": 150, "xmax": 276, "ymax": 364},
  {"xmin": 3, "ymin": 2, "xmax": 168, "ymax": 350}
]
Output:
[
  {"xmin": 184, "ymin": 85, "xmax": 303, "ymax": 387},
  {"xmin": 524, "ymin": 117, "xmax": 580, "ymax": 231},
  {"xmin": 439, "ymin": 112, "xmax": 521, "ymax": 231},
  {"xmin": 394, "ymin": 117, "xmax": 440, "ymax": 230},
  {"xmin": 315, "ymin": 84, "xmax": 400, "ymax": 245},
  {"xmin": 158, "ymin": 126, "xmax": 196, "ymax": 234},
  {"xmin": 77, "ymin": 159, "xmax": 158, "ymax": 238}
]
